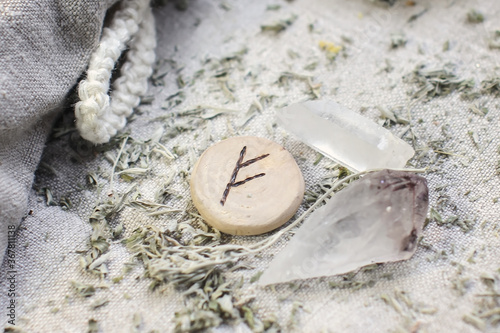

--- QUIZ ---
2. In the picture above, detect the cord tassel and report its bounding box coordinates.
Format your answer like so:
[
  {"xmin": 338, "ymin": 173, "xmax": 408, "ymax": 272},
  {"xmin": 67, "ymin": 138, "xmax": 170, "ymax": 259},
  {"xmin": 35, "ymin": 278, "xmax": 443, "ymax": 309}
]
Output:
[{"xmin": 75, "ymin": 0, "xmax": 155, "ymax": 144}]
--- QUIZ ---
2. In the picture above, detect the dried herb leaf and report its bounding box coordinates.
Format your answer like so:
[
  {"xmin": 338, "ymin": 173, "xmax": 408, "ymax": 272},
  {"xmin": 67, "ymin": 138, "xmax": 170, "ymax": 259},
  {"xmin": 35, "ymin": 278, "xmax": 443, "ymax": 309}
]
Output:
[
  {"xmin": 467, "ymin": 9, "xmax": 485, "ymax": 24},
  {"xmin": 261, "ymin": 15, "xmax": 297, "ymax": 33},
  {"xmin": 403, "ymin": 63, "xmax": 474, "ymax": 100},
  {"xmin": 71, "ymin": 280, "xmax": 96, "ymax": 298},
  {"xmin": 88, "ymin": 319, "xmax": 99, "ymax": 333}
]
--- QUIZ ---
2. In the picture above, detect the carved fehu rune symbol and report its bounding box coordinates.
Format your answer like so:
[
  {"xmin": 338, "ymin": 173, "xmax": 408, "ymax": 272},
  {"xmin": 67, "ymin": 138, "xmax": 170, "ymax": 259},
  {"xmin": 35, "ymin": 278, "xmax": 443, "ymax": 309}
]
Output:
[{"xmin": 220, "ymin": 146, "xmax": 270, "ymax": 206}]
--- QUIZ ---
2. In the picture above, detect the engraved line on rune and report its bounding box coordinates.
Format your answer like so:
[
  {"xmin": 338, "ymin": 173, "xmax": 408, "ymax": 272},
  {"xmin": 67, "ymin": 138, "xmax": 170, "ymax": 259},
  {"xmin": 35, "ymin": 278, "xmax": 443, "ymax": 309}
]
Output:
[{"xmin": 220, "ymin": 146, "xmax": 270, "ymax": 206}]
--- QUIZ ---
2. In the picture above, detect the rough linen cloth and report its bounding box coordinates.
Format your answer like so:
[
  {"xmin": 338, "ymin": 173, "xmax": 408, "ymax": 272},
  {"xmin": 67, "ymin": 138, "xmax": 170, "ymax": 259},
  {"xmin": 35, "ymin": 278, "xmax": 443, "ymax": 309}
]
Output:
[{"xmin": 0, "ymin": 0, "xmax": 117, "ymax": 261}]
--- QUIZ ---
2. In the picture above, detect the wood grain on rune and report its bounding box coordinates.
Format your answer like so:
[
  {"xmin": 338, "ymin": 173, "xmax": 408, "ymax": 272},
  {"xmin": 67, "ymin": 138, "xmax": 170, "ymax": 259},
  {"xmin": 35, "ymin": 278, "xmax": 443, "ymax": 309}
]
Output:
[{"xmin": 190, "ymin": 136, "xmax": 304, "ymax": 235}]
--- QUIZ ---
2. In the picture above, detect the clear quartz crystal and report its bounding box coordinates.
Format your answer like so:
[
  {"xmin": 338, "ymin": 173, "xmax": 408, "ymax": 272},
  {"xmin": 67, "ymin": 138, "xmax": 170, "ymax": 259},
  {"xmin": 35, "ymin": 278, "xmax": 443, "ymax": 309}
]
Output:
[
  {"xmin": 276, "ymin": 100, "xmax": 415, "ymax": 172},
  {"xmin": 259, "ymin": 170, "xmax": 429, "ymax": 286}
]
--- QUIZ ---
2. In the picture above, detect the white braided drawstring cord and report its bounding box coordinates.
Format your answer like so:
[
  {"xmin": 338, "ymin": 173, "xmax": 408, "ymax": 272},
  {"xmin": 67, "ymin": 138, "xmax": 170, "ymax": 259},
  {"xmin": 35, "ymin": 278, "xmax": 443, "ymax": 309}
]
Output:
[{"xmin": 75, "ymin": 0, "xmax": 156, "ymax": 144}]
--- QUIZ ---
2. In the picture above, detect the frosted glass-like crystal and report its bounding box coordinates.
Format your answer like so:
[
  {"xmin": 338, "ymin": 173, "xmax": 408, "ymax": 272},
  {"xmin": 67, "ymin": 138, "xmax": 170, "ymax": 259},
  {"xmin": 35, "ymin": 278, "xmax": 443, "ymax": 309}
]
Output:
[
  {"xmin": 259, "ymin": 170, "xmax": 429, "ymax": 286},
  {"xmin": 276, "ymin": 100, "xmax": 415, "ymax": 172}
]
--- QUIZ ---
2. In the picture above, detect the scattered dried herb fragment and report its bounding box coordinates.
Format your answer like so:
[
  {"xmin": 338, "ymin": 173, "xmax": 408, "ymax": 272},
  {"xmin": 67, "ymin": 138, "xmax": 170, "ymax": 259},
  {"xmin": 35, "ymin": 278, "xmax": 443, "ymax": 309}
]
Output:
[
  {"xmin": 469, "ymin": 103, "xmax": 488, "ymax": 116},
  {"xmin": 319, "ymin": 40, "xmax": 343, "ymax": 60},
  {"xmin": 91, "ymin": 298, "xmax": 109, "ymax": 310},
  {"xmin": 481, "ymin": 77, "xmax": 500, "ymax": 95},
  {"xmin": 59, "ymin": 196, "xmax": 72, "ymax": 210},
  {"xmin": 219, "ymin": 2, "xmax": 231, "ymax": 11},
  {"xmin": 488, "ymin": 31, "xmax": 500, "ymax": 49},
  {"xmin": 4, "ymin": 326, "xmax": 27, "ymax": 333},
  {"xmin": 288, "ymin": 301, "xmax": 305, "ymax": 329},
  {"xmin": 463, "ymin": 313, "xmax": 486, "ymax": 330},
  {"xmin": 329, "ymin": 278, "xmax": 375, "ymax": 291},
  {"xmin": 266, "ymin": 4, "xmax": 281, "ymax": 11},
  {"xmin": 403, "ymin": 63, "xmax": 474, "ymax": 100},
  {"xmin": 443, "ymin": 40, "xmax": 450, "ymax": 52},
  {"xmin": 407, "ymin": 8, "xmax": 428, "ymax": 23},
  {"xmin": 467, "ymin": 9, "xmax": 485, "ymax": 24},
  {"xmin": 277, "ymin": 71, "xmax": 321, "ymax": 99},
  {"xmin": 88, "ymin": 319, "xmax": 99, "ymax": 333},
  {"xmin": 390, "ymin": 32, "xmax": 407, "ymax": 49},
  {"xmin": 372, "ymin": 0, "xmax": 398, "ymax": 6},
  {"xmin": 173, "ymin": 270, "xmax": 241, "ymax": 332},
  {"xmin": 71, "ymin": 280, "xmax": 96, "ymax": 297},
  {"xmin": 43, "ymin": 188, "xmax": 57, "ymax": 206},
  {"xmin": 261, "ymin": 15, "xmax": 297, "ymax": 33},
  {"xmin": 250, "ymin": 271, "xmax": 263, "ymax": 283},
  {"xmin": 132, "ymin": 313, "xmax": 143, "ymax": 332}
]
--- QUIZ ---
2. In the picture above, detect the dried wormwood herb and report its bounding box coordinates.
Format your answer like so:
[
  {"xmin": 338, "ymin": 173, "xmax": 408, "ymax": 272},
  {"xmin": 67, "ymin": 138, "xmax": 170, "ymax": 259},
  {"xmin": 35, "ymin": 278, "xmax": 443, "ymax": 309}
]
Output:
[
  {"xmin": 236, "ymin": 93, "xmax": 276, "ymax": 129},
  {"xmin": 266, "ymin": 4, "xmax": 281, "ymax": 11},
  {"xmin": 328, "ymin": 277, "xmax": 375, "ymax": 291},
  {"xmin": 390, "ymin": 32, "xmax": 407, "ymax": 49},
  {"xmin": 79, "ymin": 189, "xmax": 130, "ymax": 276},
  {"xmin": 467, "ymin": 9, "xmax": 485, "ymax": 24},
  {"xmin": 488, "ymin": 30, "xmax": 500, "ymax": 49},
  {"xmin": 376, "ymin": 105, "xmax": 409, "ymax": 126},
  {"xmin": 318, "ymin": 40, "xmax": 343, "ymax": 61},
  {"xmin": 78, "ymin": 129, "xmax": 180, "ymax": 276},
  {"xmin": 90, "ymin": 298, "xmax": 109, "ymax": 310},
  {"xmin": 327, "ymin": 265, "xmax": 387, "ymax": 291},
  {"xmin": 261, "ymin": 15, "xmax": 297, "ymax": 33},
  {"xmin": 124, "ymin": 223, "xmax": 240, "ymax": 287},
  {"xmin": 463, "ymin": 272, "xmax": 500, "ymax": 329},
  {"xmin": 371, "ymin": 0, "xmax": 398, "ymax": 6},
  {"xmin": 481, "ymin": 77, "xmax": 500, "ymax": 95},
  {"xmin": 277, "ymin": 71, "xmax": 321, "ymax": 99},
  {"xmin": 408, "ymin": 8, "xmax": 428, "ymax": 23},
  {"xmin": 403, "ymin": 63, "xmax": 474, "ymax": 100},
  {"xmin": 469, "ymin": 103, "xmax": 488, "ymax": 116},
  {"xmin": 173, "ymin": 270, "xmax": 237, "ymax": 332},
  {"xmin": 381, "ymin": 288, "xmax": 437, "ymax": 330},
  {"xmin": 88, "ymin": 319, "xmax": 99, "ymax": 333},
  {"xmin": 71, "ymin": 281, "xmax": 96, "ymax": 297}
]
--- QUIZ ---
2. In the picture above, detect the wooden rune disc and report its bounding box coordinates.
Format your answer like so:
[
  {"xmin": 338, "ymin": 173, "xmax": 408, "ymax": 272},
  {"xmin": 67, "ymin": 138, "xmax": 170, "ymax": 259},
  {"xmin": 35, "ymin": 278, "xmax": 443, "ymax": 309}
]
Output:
[{"xmin": 190, "ymin": 136, "xmax": 305, "ymax": 235}]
